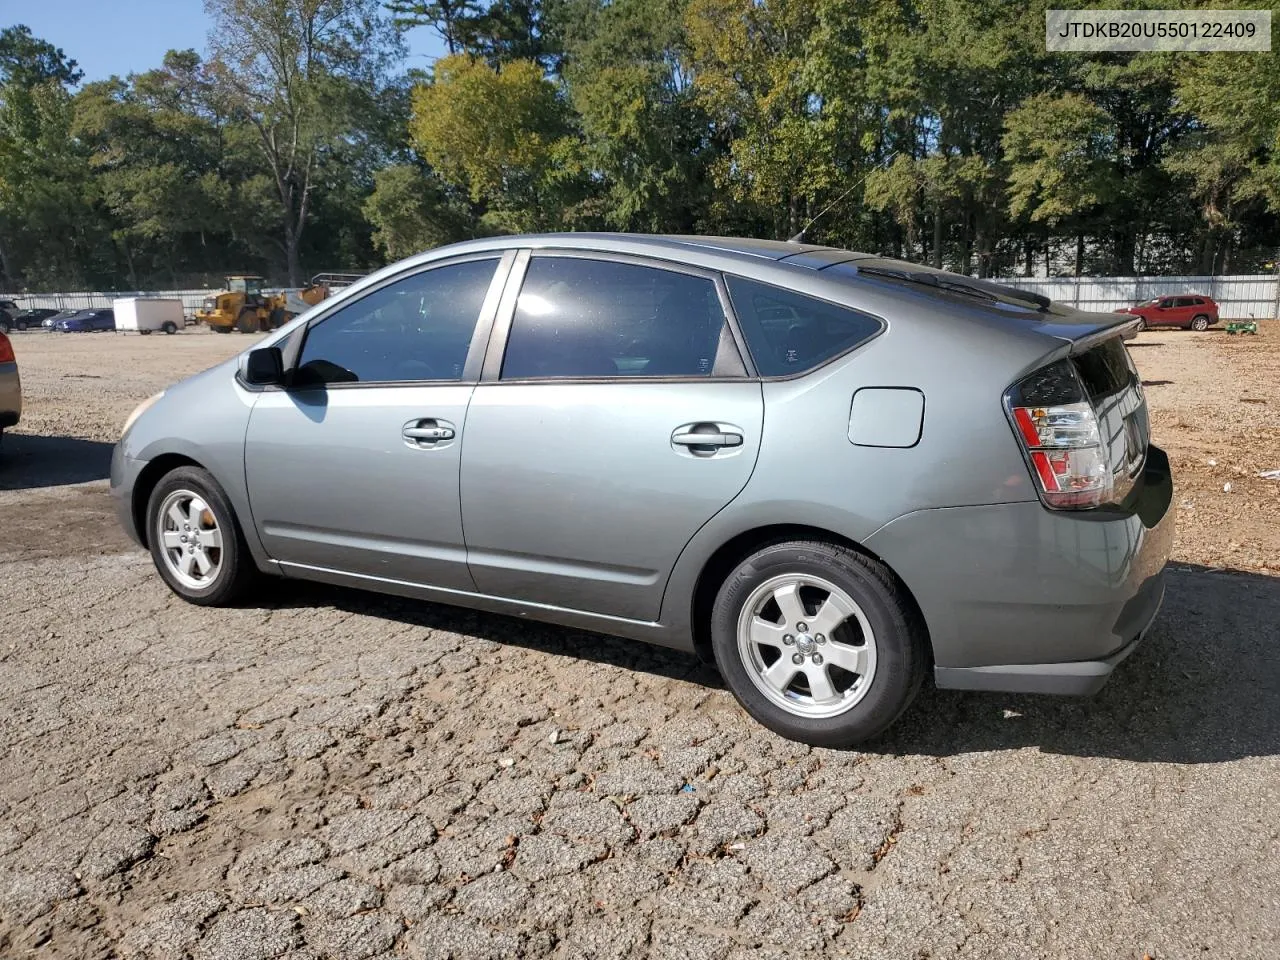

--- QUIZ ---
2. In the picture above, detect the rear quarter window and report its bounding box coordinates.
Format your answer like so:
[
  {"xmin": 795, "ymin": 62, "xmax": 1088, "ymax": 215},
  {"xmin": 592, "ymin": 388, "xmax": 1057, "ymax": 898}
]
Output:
[{"xmin": 725, "ymin": 276, "xmax": 882, "ymax": 376}]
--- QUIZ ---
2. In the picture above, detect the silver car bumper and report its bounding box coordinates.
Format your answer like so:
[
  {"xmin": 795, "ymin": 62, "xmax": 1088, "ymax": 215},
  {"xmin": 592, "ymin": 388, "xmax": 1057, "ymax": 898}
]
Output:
[{"xmin": 864, "ymin": 445, "xmax": 1175, "ymax": 695}]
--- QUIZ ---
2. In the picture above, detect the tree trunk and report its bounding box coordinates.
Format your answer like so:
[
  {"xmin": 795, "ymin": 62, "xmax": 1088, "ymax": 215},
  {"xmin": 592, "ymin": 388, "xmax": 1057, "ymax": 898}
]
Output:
[
  {"xmin": 931, "ymin": 204, "xmax": 943, "ymax": 269},
  {"xmin": 285, "ymin": 225, "xmax": 302, "ymax": 288},
  {"xmin": 0, "ymin": 234, "xmax": 14, "ymax": 291},
  {"xmin": 1023, "ymin": 238, "xmax": 1034, "ymax": 278},
  {"xmin": 1074, "ymin": 234, "xmax": 1084, "ymax": 278}
]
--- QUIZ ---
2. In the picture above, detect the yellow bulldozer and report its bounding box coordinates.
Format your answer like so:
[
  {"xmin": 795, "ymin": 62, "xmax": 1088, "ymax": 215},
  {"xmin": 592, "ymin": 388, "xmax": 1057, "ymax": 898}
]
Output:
[{"xmin": 195, "ymin": 274, "xmax": 362, "ymax": 333}]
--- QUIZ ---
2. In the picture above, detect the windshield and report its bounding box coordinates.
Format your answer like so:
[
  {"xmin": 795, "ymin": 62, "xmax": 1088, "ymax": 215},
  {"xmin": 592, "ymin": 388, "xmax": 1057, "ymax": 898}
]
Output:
[{"xmin": 228, "ymin": 278, "xmax": 263, "ymax": 295}]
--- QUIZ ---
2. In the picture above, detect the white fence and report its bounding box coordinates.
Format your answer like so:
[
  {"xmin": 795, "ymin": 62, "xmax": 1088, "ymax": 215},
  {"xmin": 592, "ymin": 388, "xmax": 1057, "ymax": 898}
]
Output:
[
  {"xmin": 1002, "ymin": 275, "xmax": 1279, "ymax": 319},
  {"xmin": 10, "ymin": 289, "xmax": 215, "ymax": 313}
]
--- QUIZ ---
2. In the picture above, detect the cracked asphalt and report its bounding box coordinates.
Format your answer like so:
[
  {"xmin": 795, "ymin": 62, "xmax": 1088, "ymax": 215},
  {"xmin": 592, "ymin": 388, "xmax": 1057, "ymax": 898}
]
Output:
[{"xmin": 1, "ymin": 329, "xmax": 1278, "ymax": 959}]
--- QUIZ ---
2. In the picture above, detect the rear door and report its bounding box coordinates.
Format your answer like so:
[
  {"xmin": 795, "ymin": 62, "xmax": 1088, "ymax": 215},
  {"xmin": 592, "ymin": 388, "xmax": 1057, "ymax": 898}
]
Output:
[
  {"xmin": 459, "ymin": 252, "xmax": 764, "ymax": 621},
  {"xmin": 244, "ymin": 254, "xmax": 509, "ymax": 590}
]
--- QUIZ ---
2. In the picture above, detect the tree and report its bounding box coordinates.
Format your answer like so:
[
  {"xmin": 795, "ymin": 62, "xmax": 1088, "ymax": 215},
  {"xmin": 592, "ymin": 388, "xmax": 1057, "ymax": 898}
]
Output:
[
  {"xmin": 552, "ymin": 0, "xmax": 713, "ymax": 233},
  {"xmin": 0, "ymin": 25, "xmax": 83, "ymax": 88},
  {"xmin": 1003, "ymin": 92, "xmax": 1115, "ymax": 276},
  {"xmin": 204, "ymin": 0, "xmax": 404, "ymax": 284},
  {"xmin": 408, "ymin": 54, "xmax": 582, "ymax": 231},
  {"xmin": 385, "ymin": 0, "xmax": 485, "ymax": 55},
  {"xmin": 363, "ymin": 163, "xmax": 472, "ymax": 257}
]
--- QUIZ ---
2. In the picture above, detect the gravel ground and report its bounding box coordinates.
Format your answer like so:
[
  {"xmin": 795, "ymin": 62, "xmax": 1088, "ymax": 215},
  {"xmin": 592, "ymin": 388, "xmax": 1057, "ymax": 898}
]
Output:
[{"xmin": 1, "ymin": 326, "xmax": 1278, "ymax": 959}]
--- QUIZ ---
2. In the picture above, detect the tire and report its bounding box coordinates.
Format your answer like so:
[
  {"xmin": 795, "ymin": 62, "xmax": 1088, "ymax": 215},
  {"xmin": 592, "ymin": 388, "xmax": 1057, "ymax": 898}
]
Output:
[
  {"xmin": 1135, "ymin": 317, "xmax": 1147, "ymax": 332},
  {"xmin": 146, "ymin": 466, "xmax": 255, "ymax": 606},
  {"xmin": 213, "ymin": 325, "xmax": 232, "ymax": 334},
  {"xmin": 710, "ymin": 540, "xmax": 927, "ymax": 747},
  {"xmin": 162, "ymin": 321, "xmax": 177, "ymax": 335},
  {"xmin": 0, "ymin": 319, "xmax": 9, "ymax": 334},
  {"xmin": 236, "ymin": 309, "xmax": 259, "ymax": 334},
  {"xmin": 139, "ymin": 329, "xmax": 152, "ymax": 336},
  {"xmin": 15, "ymin": 319, "xmax": 27, "ymax": 331},
  {"xmin": 1190, "ymin": 314, "xmax": 1210, "ymax": 331}
]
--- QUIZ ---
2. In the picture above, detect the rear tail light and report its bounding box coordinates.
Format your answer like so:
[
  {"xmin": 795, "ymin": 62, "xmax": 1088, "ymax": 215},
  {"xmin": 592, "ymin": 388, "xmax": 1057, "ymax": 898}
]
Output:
[
  {"xmin": 0, "ymin": 334, "xmax": 13, "ymax": 364},
  {"xmin": 1005, "ymin": 354, "xmax": 1142, "ymax": 510}
]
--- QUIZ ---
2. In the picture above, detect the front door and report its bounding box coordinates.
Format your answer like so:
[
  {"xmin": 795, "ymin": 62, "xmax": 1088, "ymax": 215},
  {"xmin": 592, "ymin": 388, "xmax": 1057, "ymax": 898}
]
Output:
[
  {"xmin": 245, "ymin": 256, "xmax": 507, "ymax": 590},
  {"xmin": 460, "ymin": 254, "xmax": 764, "ymax": 621}
]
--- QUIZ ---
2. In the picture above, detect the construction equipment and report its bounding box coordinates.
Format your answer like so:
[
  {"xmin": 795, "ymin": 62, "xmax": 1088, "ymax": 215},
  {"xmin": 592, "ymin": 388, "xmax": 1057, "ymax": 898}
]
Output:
[
  {"xmin": 1225, "ymin": 320, "xmax": 1258, "ymax": 335},
  {"xmin": 195, "ymin": 273, "xmax": 363, "ymax": 334}
]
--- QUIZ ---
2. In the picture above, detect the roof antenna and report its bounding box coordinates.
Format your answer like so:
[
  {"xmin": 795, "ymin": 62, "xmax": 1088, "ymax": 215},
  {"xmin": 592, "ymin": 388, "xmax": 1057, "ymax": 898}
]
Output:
[{"xmin": 788, "ymin": 151, "xmax": 898, "ymax": 244}]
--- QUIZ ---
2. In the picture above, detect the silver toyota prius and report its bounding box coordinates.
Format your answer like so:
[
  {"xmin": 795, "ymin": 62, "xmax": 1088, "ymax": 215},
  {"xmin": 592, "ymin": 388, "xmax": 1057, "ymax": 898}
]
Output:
[{"xmin": 112, "ymin": 234, "xmax": 1173, "ymax": 745}]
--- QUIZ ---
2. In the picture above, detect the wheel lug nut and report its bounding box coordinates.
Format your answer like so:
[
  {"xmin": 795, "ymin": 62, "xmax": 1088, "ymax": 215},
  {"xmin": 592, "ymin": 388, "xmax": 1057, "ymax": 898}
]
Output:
[
  {"xmin": 783, "ymin": 634, "xmax": 794, "ymax": 645},
  {"xmin": 816, "ymin": 634, "xmax": 826, "ymax": 644},
  {"xmin": 797, "ymin": 622, "xmax": 808, "ymax": 633},
  {"xmin": 792, "ymin": 653, "xmax": 804, "ymax": 665},
  {"xmin": 812, "ymin": 653, "xmax": 824, "ymax": 665}
]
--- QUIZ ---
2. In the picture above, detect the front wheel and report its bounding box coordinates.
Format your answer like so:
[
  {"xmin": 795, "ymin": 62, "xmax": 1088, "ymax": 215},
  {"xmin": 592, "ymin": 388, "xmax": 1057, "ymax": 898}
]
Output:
[
  {"xmin": 710, "ymin": 541, "xmax": 927, "ymax": 747},
  {"xmin": 1190, "ymin": 315, "xmax": 1210, "ymax": 331},
  {"xmin": 1135, "ymin": 317, "xmax": 1147, "ymax": 332},
  {"xmin": 146, "ymin": 466, "xmax": 254, "ymax": 605},
  {"xmin": 236, "ymin": 309, "xmax": 259, "ymax": 334}
]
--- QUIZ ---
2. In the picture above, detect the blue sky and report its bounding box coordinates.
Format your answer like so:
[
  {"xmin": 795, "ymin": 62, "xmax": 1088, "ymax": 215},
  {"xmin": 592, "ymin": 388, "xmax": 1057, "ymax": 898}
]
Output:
[{"xmin": 5, "ymin": 0, "xmax": 447, "ymax": 82}]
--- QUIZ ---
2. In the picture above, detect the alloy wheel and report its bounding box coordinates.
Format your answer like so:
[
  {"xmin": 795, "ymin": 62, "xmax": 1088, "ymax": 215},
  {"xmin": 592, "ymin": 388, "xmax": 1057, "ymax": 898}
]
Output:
[
  {"xmin": 155, "ymin": 489, "xmax": 224, "ymax": 590},
  {"xmin": 736, "ymin": 573, "xmax": 878, "ymax": 719}
]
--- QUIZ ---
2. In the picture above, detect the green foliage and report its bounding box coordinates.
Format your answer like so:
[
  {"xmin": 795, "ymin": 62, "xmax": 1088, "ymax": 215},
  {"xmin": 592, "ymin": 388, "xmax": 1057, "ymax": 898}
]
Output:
[{"xmin": 363, "ymin": 163, "xmax": 472, "ymax": 257}]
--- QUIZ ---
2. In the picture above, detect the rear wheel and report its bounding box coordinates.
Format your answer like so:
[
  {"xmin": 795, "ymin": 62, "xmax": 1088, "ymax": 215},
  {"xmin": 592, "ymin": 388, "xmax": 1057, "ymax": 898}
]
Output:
[
  {"xmin": 1190, "ymin": 314, "xmax": 1210, "ymax": 331},
  {"xmin": 139, "ymin": 329, "xmax": 152, "ymax": 336},
  {"xmin": 15, "ymin": 319, "xmax": 28, "ymax": 331},
  {"xmin": 146, "ymin": 466, "xmax": 254, "ymax": 606},
  {"xmin": 162, "ymin": 321, "xmax": 177, "ymax": 335},
  {"xmin": 710, "ymin": 540, "xmax": 927, "ymax": 746}
]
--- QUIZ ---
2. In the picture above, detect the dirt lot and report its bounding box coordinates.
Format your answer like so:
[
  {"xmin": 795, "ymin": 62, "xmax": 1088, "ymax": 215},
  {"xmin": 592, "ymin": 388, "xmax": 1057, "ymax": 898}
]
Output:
[{"xmin": 1, "ymin": 326, "xmax": 1277, "ymax": 959}]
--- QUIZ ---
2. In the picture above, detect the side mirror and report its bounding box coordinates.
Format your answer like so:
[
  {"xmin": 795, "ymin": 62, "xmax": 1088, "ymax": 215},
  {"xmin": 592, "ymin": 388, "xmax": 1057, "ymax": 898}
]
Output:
[{"xmin": 244, "ymin": 346, "xmax": 284, "ymax": 386}]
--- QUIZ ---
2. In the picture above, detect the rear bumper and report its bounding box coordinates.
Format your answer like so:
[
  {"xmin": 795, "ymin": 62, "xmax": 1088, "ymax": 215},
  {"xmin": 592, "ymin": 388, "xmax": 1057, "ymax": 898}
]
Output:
[{"xmin": 863, "ymin": 445, "xmax": 1175, "ymax": 695}]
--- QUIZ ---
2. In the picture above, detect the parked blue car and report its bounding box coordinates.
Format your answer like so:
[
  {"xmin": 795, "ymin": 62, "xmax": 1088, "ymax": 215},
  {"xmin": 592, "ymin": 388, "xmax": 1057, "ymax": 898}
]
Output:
[{"xmin": 54, "ymin": 308, "xmax": 115, "ymax": 332}]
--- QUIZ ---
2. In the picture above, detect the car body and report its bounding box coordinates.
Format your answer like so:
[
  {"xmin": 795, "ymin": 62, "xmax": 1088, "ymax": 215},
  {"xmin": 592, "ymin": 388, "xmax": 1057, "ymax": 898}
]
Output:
[
  {"xmin": 42, "ymin": 309, "xmax": 79, "ymax": 329},
  {"xmin": 54, "ymin": 308, "xmax": 115, "ymax": 333},
  {"xmin": 5, "ymin": 308, "xmax": 58, "ymax": 332},
  {"xmin": 1117, "ymin": 294, "xmax": 1219, "ymax": 331},
  {"xmin": 112, "ymin": 234, "xmax": 1173, "ymax": 744},
  {"xmin": 0, "ymin": 331, "xmax": 21, "ymax": 437}
]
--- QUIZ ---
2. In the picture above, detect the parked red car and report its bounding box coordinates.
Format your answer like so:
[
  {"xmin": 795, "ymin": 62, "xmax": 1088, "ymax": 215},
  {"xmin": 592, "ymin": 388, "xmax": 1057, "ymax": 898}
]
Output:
[{"xmin": 1117, "ymin": 295, "xmax": 1219, "ymax": 331}]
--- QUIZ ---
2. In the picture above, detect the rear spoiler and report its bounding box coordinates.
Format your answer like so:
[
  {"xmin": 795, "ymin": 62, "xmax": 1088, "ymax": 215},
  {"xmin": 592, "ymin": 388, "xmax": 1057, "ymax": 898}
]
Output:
[{"xmin": 1033, "ymin": 310, "xmax": 1141, "ymax": 353}]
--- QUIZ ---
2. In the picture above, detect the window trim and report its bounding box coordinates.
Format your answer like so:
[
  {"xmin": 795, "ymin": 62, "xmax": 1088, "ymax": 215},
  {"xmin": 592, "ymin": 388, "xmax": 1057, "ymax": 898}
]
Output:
[
  {"xmin": 722, "ymin": 273, "xmax": 888, "ymax": 382},
  {"xmin": 479, "ymin": 249, "xmax": 751, "ymax": 385},
  {"xmin": 281, "ymin": 250, "xmax": 515, "ymax": 392}
]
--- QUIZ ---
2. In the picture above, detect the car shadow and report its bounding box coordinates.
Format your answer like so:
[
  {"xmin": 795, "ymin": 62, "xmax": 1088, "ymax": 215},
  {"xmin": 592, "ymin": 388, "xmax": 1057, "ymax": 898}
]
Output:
[
  {"xmin": 0, "ymin": 434, "xmax": 114, "ymax": 490},
  {"xmin": 255, "ymin": 562, "xmax": 1279, "ymax": 765}
]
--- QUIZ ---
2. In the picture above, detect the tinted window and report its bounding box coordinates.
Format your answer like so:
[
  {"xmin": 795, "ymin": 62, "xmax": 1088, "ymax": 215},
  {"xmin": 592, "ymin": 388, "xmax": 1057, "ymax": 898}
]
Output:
[
  {"xmin": 501, "ymin": 258, "xmax": 729, "ymax": 379},
  {"xmin": 295, "ymin": 259, "xmax": 498, "ymax": 386},
  {"xmin": 726, "ymin": 276, "xmax": 882, "ymax": 376},
  {"xmin": 1174, "ymin": 297, "xmax": 1196, "ymax": 308}
]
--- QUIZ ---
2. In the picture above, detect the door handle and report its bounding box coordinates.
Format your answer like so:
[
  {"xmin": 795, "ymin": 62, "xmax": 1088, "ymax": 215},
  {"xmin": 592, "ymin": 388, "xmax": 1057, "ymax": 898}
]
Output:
[
  {"xmin": 402, "ymin": 419, "xmax": 455, "ymax": 446},
  {"xmin": 672, "ymin": 431, "xmax": 742, "ymax": 448}
]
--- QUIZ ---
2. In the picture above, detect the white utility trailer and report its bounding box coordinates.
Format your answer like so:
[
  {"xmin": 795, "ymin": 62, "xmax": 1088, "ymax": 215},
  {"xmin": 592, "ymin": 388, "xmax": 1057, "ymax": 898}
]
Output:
[{"xmin": 113, "ymin": 297, "xmax": 184, "ymax": 335}]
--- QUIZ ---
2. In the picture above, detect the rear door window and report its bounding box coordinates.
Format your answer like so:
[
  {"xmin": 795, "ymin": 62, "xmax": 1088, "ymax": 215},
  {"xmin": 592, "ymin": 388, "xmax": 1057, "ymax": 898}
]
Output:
[
  {"xmin": 500, "ymin": 257, "xmax": 732, "ymax": 379},
  {"xmin": 725, "ymin": 276, "xmax": 882, "ymax": 376}
]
